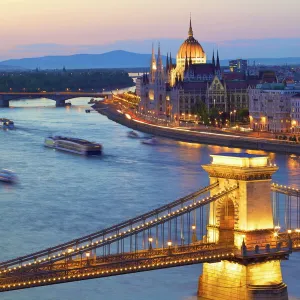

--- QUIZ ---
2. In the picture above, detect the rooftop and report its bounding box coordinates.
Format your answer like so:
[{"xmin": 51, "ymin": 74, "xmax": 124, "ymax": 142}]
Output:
[
  {"xmin": 210, "ymin": 153, "xmax": 269, "ymax": 168},
  {"xmin": 212, "ymin": 153, "xmax": 266, "ymax": 158}
]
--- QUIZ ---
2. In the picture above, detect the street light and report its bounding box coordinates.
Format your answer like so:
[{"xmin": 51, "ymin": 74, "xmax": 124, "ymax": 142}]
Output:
[
  {"xmin": 192, "ymin": 225, "xmax": 197, "ymax": 243},
  {"xmin": 167, "ymin": 241, "xmax": 172, "ymax": 254},
  {"xmin": 233, "ymin": 110, "xmax": 236, "ymax": 125},
  {"xmin": 148, "ymin": 237, "xmax": 153, "ymax": 251}
]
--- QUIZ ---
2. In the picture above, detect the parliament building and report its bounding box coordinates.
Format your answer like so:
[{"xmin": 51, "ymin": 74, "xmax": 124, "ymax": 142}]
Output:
[{"xmin": 136, "ymin": 17, "xmax": 257, "ymax": 122}]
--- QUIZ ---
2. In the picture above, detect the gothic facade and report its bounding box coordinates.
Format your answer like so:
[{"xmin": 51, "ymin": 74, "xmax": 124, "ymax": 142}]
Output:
[{"xmin": 136, "ymin": 18, "xmax": 257, "ymax": 122}]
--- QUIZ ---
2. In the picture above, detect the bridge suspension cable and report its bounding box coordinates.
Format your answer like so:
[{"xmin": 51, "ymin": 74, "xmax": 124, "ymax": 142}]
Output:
[
  {"xmin": 0, "ymin": 184, "xmax": 239, "ymax": 291},
  {"xmin": 0, "ymin": 182, "xmax": 219, "ymax": 271}
]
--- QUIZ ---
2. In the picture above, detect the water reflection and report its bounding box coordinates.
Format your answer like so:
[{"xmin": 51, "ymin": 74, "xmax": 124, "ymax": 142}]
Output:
[{"xmin": 0, "ymin": 103, "xmax": 300, "ymax": 300}]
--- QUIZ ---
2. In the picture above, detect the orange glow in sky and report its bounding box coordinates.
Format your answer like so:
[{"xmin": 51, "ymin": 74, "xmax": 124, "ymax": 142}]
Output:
[{"xmin": 0, "ymin": 0, "xmax": 299, "ymax": 59}]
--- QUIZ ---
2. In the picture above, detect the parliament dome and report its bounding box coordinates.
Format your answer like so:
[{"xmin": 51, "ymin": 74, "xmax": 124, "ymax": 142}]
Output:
[
  {"xmin": 176, "ymin": 18, "xmax": 206, "ymax": 66},
  {"xmin": 177, "ymin": 36, "xmax": 205, "ymax": 60}
]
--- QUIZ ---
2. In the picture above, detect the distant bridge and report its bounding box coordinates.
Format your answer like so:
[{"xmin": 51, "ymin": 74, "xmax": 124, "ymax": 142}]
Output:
[{"xmin": 0, "ymin": 92, "xmax": 113, "ymax": 107}]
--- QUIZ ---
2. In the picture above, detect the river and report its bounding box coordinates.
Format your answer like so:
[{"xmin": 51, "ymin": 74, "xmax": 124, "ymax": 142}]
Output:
[{"xmin": 0, "ymin": 98, "xmax": 300, "ymax": 300}]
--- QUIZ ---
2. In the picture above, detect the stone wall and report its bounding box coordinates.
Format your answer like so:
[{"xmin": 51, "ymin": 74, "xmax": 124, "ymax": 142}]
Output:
[
  {"xmin": 96, "ymin": 103, "xmax": 300, "ymax": 155},
  {"xmin": 198, "ymin": 260, "xmax": 288, "ymax": 300}
]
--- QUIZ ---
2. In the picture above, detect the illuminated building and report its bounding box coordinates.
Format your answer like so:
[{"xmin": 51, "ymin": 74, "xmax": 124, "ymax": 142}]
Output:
[
  {"xmin": 291, "ymin": 93, "xmax": 300, "ymax": 133},
  {"xmin": 249, "ymin": 83, "xmax": 300, "ymax": 132},
  {"xmin": 229, "ymin": 59, "xmax": 248, "ymax": 73},
  {"xmin": 136, "ymin": 17, "xmax": 259, "ymax": 122}
]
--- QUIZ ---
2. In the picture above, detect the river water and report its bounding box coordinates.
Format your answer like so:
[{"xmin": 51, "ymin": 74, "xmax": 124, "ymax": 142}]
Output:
[{"xmin": 0, "ymin": 98, "xmax": 300, "ymax": 300}]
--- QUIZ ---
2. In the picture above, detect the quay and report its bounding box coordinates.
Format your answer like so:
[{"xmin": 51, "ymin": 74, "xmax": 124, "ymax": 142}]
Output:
[{"xmin": 93, "ymin": 101, "xmax": 300, "ymax": 155}]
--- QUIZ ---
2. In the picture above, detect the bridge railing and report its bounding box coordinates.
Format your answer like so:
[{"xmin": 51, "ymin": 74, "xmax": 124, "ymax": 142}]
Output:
[
  {"xmin": 271, "ymin": 183, "xmax": 300, "ymax": 231},
  {"xmin": 0, "ymin": 182, "xmax": 219, "ymax": 271}
]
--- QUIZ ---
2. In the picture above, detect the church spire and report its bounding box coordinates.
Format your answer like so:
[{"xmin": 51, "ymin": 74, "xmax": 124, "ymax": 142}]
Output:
[
  {"xmin": 155, "ymin": 42, "xmax": 164, "ymax": 83},
  {"xmin": 150, "ymin": 42, "xmax": 157, "ymax": 83},
  {"xmin": 188, "ymin": 13, "xmax": 193, "ymax": 38},
  {"xmin": 166, "ymin": 52, "xmax": 169, "ymax": 72},
  {"xmin": 212, "ymin": 50, "xmax": 215, "ymax": 67},
  {"xmin": 216, "ymin": 50, "xmax": 221, "ymax": 71},
  {"xmin": 169, "ymin": 52, "xmax": 173, "ymax": 69},
  {"xmin": 157, "ymin": 42, "xmax": 163, "ymax": 70}
]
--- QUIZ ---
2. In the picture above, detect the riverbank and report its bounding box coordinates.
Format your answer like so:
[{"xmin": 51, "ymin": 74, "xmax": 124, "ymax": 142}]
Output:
[{"xmin": 94, "ymin": 102, "xmax": 300, "ymax": 155}]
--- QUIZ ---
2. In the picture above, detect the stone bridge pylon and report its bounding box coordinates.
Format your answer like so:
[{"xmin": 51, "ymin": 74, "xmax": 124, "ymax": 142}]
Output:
[{"xmin": 198, "ymin": 153, "xmax": 288, "ymax": 300}]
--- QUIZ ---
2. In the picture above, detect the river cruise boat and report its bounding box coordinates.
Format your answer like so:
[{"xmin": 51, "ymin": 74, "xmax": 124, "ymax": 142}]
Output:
[
  {"xmin": 0, "ymin": 118, "xmax": 15, "ymax": 130},
  {"xmin": 44, "ymin": 136, "xmax": 102, "ymax": 155}
]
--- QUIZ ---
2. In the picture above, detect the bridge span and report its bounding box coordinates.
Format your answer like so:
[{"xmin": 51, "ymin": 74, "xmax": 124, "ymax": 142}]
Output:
[
  {"xmin": 0, "ymin": 92, "xmax": 113, "ymax": 107},
  {"xmin": 0, "ymin": 153, "xmax": 299, "ymax": 299}
]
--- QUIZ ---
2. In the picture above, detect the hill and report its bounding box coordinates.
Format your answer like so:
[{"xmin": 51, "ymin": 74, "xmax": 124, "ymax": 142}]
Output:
[
  {"xmin": 0, "ymin": 50, "xmax": 299, "ymax": 70},
  {"xmin": 0, "ymin": 64, "xmax": 27, "ymax": 71},
  {"xmin": 0, "ymin": 50, "xmax": 174, "ymax": 70}
]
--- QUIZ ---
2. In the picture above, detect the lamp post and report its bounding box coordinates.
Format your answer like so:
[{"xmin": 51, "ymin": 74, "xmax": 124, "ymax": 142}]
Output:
[
  {"xmin": 192, "ymin": 225, "xmax": 197, "ymax": 243},
  {"xmin": 85, "ymin": 252, "xmax": 90, "ymax": 265},
  {"xmin": 233, "ymin": 109, "xmax": 236, "ymax": 125},
  {"xmin": 167, "ymin": 241, "xmax": 172, "ymax": 255},
  {"xmin": 148, "ymin": 237, "xmax": 153, "ymax": 251}
]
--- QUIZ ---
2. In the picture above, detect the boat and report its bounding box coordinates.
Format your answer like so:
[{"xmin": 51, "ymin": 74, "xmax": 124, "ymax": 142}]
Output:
[
  {"xmin": 44, "ymin": 136, "xmax": 102, "ymax": 155},
  {"xmin": 127, "ymin": 131, "xmax": 139, "ymax": 138},
  {"xmin": 0, "ymin": 118, "xmax": 15, "ymax": 130},
  {"xmin": 65, "ymin": 102, "xmax": 72, "ymax": 107},
  {"xmin": 141, "ymin": 137, "xmax": 158, "ymax": 145},
  {"xmin": 0, "ymin": 169, "xmax": 17, "ymax": 183}
]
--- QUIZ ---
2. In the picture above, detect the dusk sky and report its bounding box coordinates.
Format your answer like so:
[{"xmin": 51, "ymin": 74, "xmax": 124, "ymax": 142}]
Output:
[{"xmin": 1, "ymin": 0, "xmax": 300, "ymax": 60}]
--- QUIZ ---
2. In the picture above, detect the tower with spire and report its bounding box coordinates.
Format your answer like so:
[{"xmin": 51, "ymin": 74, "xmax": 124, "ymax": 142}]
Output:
[
  {"xmin": 188, "ymin": 13, "xmax": 193, "ymax": 38},
  {"xmin": 212, "ymin": 50, "xmax": 215, "ymax": 68},
  {"xmin": 216, "ymin": 50, "xmax": 221, "ymax": 73},
  {"xmin": 155, "ymin": 42, "xmax": 164, "ymax": 85},
  {"xmin": 150, "ymin": 43, "xmax": 157, "ymax": 83}
]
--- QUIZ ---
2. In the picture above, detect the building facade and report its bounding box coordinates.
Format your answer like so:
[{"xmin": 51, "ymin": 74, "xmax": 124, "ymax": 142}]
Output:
[
  {"xmin": 229, "ymin": 59, "xmax": 247, "ymax": 73},
  {"xmin": 249, "ymin": 83, "xmax": 300, "ymax": 132},
  {"xmin": 291, "ymin": 94, "xmax": 300, "ymax": 133},
  {"xmin": 136, "ymin": 17, "xmax": 259, "ymax": 123}
]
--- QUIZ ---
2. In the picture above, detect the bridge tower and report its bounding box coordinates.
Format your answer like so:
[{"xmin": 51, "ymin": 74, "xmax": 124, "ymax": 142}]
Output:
[{"xmin": 198, "ymin": 153, "xmax": 288, "ymax": 300}]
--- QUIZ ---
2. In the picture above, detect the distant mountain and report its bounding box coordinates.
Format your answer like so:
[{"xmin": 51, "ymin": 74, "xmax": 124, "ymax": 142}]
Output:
[
  {"xmin": 218, "ymin": 57, "xmax": 300, "ymax": 67},
  {"xmin": 0, "ymin": 50, "xmax": 299, "ymax": 70},
  {"xmin": 0, "ymin": 64, "xmax": 27, "ymax": 71},
  {"xmin": 0, "ymin": 50, "xmax": 174, "ymax": 70}
]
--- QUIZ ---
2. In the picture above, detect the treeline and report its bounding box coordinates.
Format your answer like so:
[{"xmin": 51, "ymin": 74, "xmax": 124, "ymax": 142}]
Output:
[
  {"xmin": 192, "ymin": 101, "xmax": 249, "ymax": 126},
  {"xmin": 0, "ymin": 69, "xmax": 134, "ymax": 92}
]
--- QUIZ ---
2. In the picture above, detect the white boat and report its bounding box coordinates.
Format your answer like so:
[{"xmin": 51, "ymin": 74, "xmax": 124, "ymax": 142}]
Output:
[
  {"xmin": 127, "ymin": 131, "xmax": 140, "ymax": 138},
  {"xmin": 44, "ymin": 136, "xmax": 102, "ymax": 156},
  {"xmin": 141, "ymin": 137, "xmax": 158, "ymax": 145},
  {"xmin": 0, "ymin": 169, "xmax": 17, "ymax": 183},
  {"xmin": 0, "ymin": 118, "xmax": 15, "ymax": 130}
]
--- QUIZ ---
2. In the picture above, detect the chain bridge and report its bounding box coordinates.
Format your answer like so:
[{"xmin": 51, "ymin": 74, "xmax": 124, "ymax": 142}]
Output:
[
  {"xmin": 0, "ymin": 153, "xmax": 299, "ymax": 299},
  {"xmin": 0, "ymin": 92, "xmax": 113, "ymax": 107}
]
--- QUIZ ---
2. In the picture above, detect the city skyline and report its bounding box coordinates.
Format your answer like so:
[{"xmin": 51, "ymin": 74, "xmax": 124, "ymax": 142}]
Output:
[{"xmin": 1, "ymin": 0, "xmax": 300, "ymax": 60}]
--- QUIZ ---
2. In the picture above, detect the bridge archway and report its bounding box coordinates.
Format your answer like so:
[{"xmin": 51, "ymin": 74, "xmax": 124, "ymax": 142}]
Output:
[{"xmin": 218, "ymin": 198, "xmax": 235, "ymax": 245}]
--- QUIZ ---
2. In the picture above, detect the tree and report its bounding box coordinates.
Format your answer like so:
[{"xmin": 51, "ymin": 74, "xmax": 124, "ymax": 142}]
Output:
[
  {"xmin": 192, "ymin": 101, "xmax": 209, "ymax": 125},
  {"xmin": 237, "ymin": 108, "xmax": 249, "ymax": 123}
]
